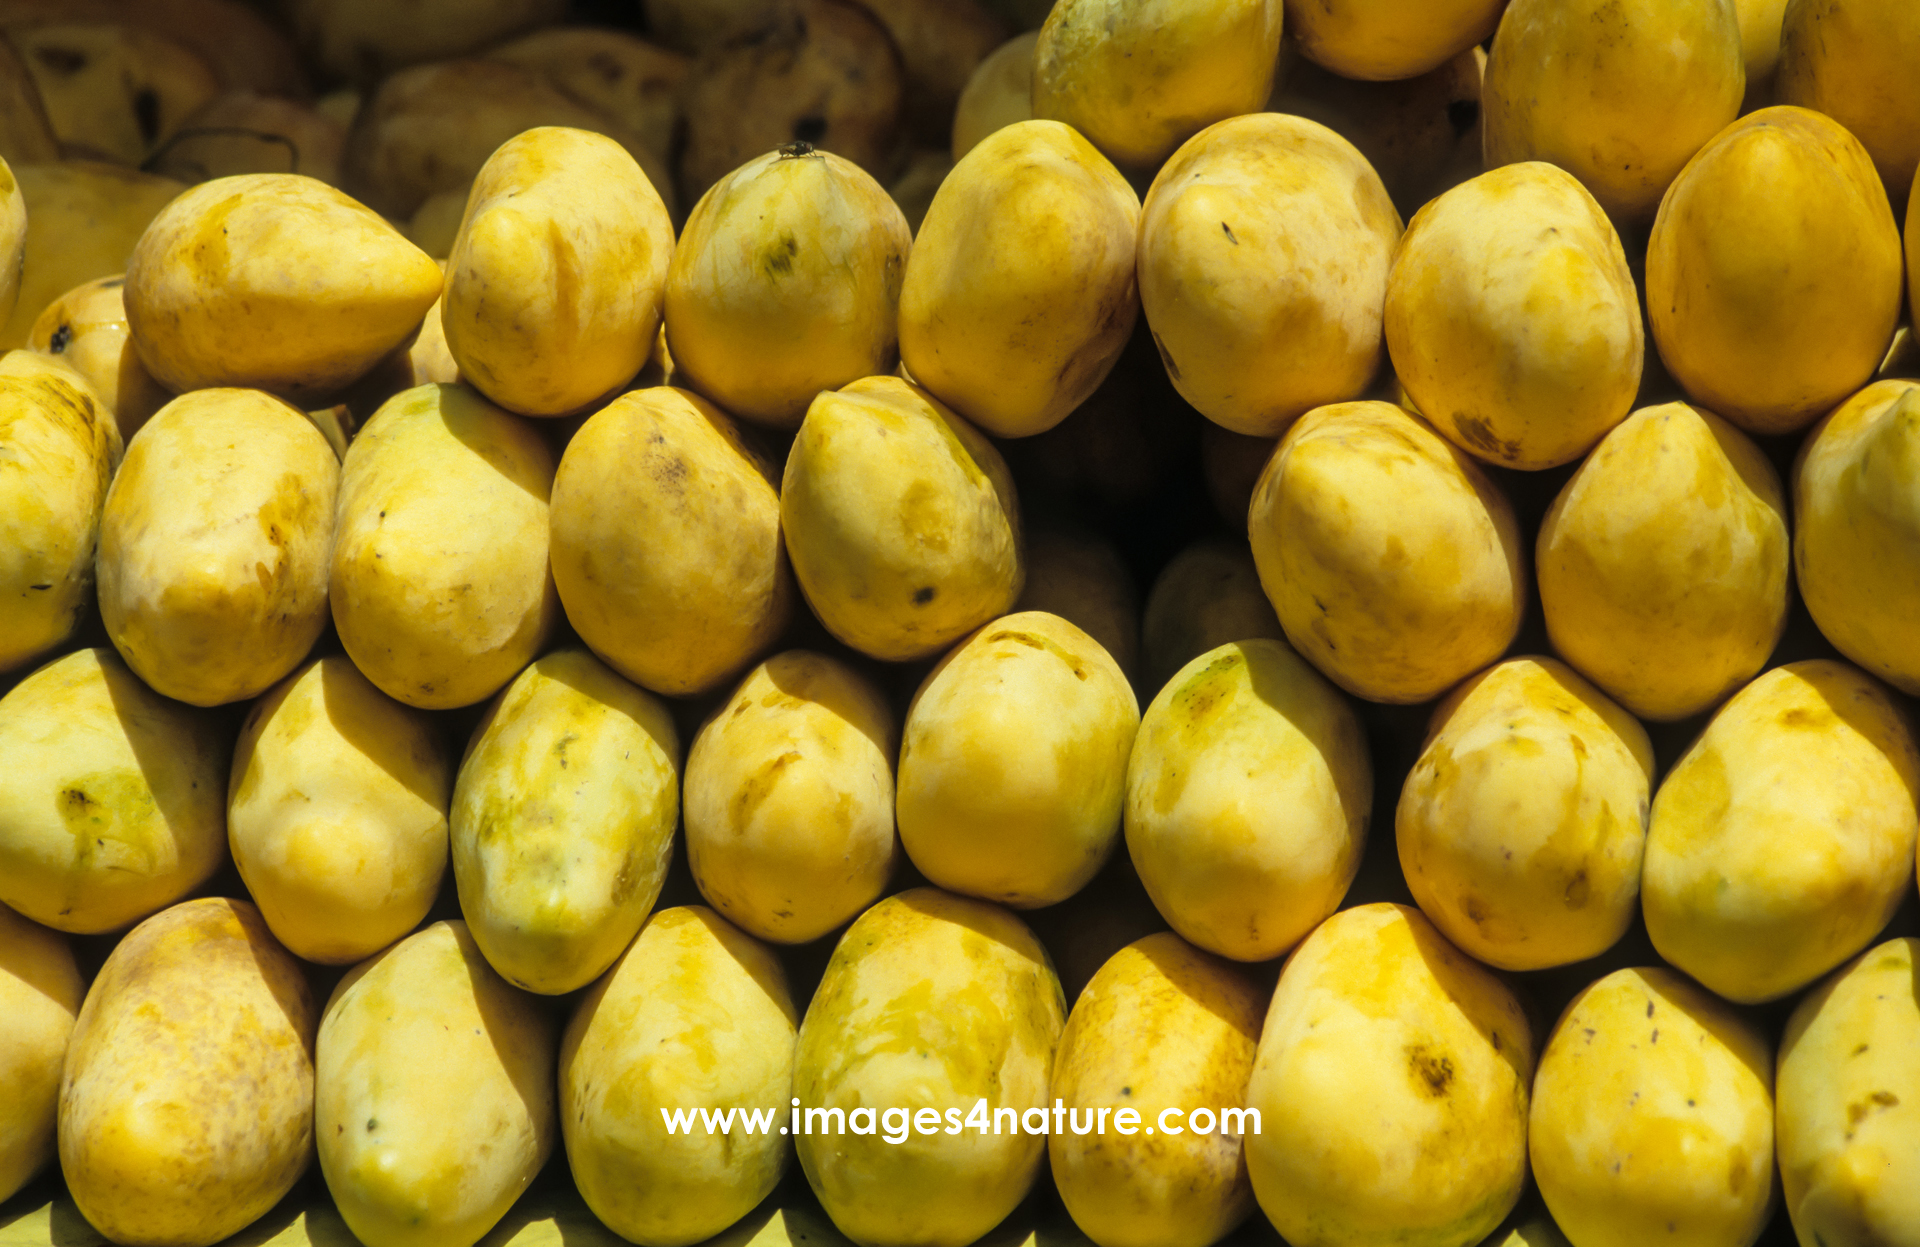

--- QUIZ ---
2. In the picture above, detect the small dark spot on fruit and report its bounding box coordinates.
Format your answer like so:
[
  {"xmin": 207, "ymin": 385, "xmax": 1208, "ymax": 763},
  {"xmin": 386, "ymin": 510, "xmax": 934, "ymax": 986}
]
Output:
[
  {"xmin": 1447, "ymin": 98, "xmax": 1479, "ymax": 135},
  {"xmin": 49, "ymin": 324, "xmax": 71, "ymax": 353},
  {"xmin": 1221, "ymin": 221, "xmax": 1238, "ymax": 244},
  {"xmin": 913, "ymin": 586, "xmax": 935, "ymax": 605}
]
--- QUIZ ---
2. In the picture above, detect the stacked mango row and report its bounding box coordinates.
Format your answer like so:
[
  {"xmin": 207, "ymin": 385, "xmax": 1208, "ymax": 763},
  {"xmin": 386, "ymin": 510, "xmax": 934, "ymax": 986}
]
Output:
[{"xmin": 3, "ymin": 1, "xmax": 1920, "ymax": 1246}]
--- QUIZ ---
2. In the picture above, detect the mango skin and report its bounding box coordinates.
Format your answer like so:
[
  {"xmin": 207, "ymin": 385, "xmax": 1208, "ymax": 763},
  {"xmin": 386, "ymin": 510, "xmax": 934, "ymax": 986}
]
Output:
[
  {"xmin": 1137, "ymin": 538, "xmax": 1283, "ymax": 697},
  {"xmin": 0, "ymin": 648, "xmax": 226, "ymax": 935},
  {"xmin": 1, "ymin": 157, "xmax": 22, "ymax": 327},
  {"xmin": 316, "ymin": 920, "xmax": 556, "ymax": 1247},
  {"xmin": 1539, "ymin": 402, "xmax": 1788, "ymax": 720},
  {"xmin": 685, "ymin": 650, "xmax": 898, "ymax": 945},
  {"xmin": 1777, "ymin": 0, "xmax": 1920, "ymax": 205},
  {"xmin": 0, "ymin": 350, "xmax": 119, "ymax": 674},
  {"xmin": 28, "ymin": 275, "xmax": 172, "ymax": 443},
  {"xmin": 560, "ymin": 906, "xmax": 796, "ymax": 1247},
  {"xmin": 1385, "ymin": 162, "xmax": 1642, "ymax": 470},
  {"xmin": 1642, "ymin": 660, "xmax": 1920, "ymax": 1004},
  {"xmin": 331, "ymin": 383, "xmax": 558, "ymax": 710},
  {"xmin": 899, "ymin": 119, "xmax": 1139, "ymax": 439},
  {"xmin": 98, "ymin": 388, "xmax": 339, "ymax": 707},
  {"xmin": 1138, "ymin": 113, "xmax": 1401, "ymax": 437},
  {"xmin": 794, "ymin": 888, "xmax": 1065, "ymax": 1247},
  {"xmin": 1398, "ymin": 656, "xmax": 1653, "ymax": 973},
  {"xmin": 0, "ymin": 905, "xmax": 82, "ymax": 1204},
  {"xmin": 1778, "ymin": 938, "xmax": 1920, "ymax": 1247},
  {"xmin": 1050, "ymin": 933, "xmax": 1261, "ymax": 1247},
  {"xmin": 951, "ymin": 31, "xmax": 1034, "ymax": 160},
  {"xmin": 898, "ymin": 611, "xmax": 1139, "ymax": 909},
  {"xmin": 1126, "ymin": 640, "xmax": 1370, "ymax": 962},
  {"xmin": 444, "ymin": 127, "xmax": 673, "ymax": 417},
  {"xmin": 1248, "ymin": 401, "xmax": 1526, "ymax": 705},
  {"xmin": 549, "ymin": 386, "xmax": 792, "ymax": 697},
  {"xmin": 1287, "ymin": 0, "xmax": 1500, "ymax": 80},
  {"xmin": 781, "ymin": 375, "xmax": 1023, "ymax": 662},
  {"xmin": 59, "ymin": 898, "xmax": 316, "ymax": 1247},
  {"xmin": 1530, "ymin": 967, "xmax": 1773, "ymax": 1247},
  {"xmin": 1794, "ymin": 380, "xmax": 1920, "ymax": 694},
  {"xmin": 124, "ymin": 173, "xmax": 443, "ymax": 401},
  {"xmin": 451, "ymin": 649, "xmax": 680, "ymax": 995},
  {"xmin": 227, "ymin": 656, "xmax": 450, "ymax": 965},
  {"xmin": 1245, "ymin": 903, "xmax": 1532, "ymax": 1247}
]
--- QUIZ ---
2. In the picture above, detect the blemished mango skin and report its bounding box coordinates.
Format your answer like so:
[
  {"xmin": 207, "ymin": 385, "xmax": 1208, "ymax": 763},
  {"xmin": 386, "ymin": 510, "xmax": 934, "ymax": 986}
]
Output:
[
  {"xmin": 443, "ymin": 127, "xmax": 673, "ymax": 418},
  {"xmin": 1049, "ymin": 933, "xmax": 1262, "ymax": 1247},
  {"xmin": 1778, "ymin": 938, "xmax": 1920, "ymax": 1247},
  {"xmin": 58, "ymin": 898, "xmax": 316, "ymax": 1247},
  {"xmin": 124, "ymin": 173, "xmax": 443, "ymax": 401},
  {"xmin": 781, "ymin": 375, "xmax": 1023, "ymax": 662},
  {"xmin": 228, "ymin": 656, "xmax": 450, "ymax": 966},
  {"xmin": 1138, "ymin": 538, "xmax": 1283, "ymax": 697},
  {"xmin": 315, "ymin": 921, "xmax": 556, "ymax": 1247},
  {"xmin": 1138, "ymin": 113, "xmax": 1401, "ymax": 438},
  {"xmin": 1245, "ymin": 903, "xmax": 1532, "ymax": 1247},
  {"xmin": 1385, "ymin": 162, "xmax": 1642, "ymax": 470},
  {"xmin": 97, "ymin": 388, "xmax": 339, "ymax": 707},
  {"xmin": 1794, "ymin": 380, "xmax": 1920, "ymax": 694},
  {"xmin": 1777, "ymin": 0, "xmax": 1920, "ymax": 206},
  {"xmin": 1529, "ymin": 967, "xmax": 1774, "ymax": 1247},
  {"xmin": 897, "ymin": 611, "xmax": 1139, "ymax": 909},
  {"xmin": 1287, "ymin": 0, "xmax": 1500, "ymax": 80},
  {"xmin": 549, "ymin": 385, "xmax": 793, "ymax": 697},
  {"xmin": 27, "ymin": 276, "xmax": 172, "ymax": 443},
  {"xmin": 1398, "ymin": 656, "xmax": 1653, "ymax": 973},
  {"xmin": 560, "ymin": 907, "xmax": 796, "ymax": 1247},
  {"xmin": 0, "ymin": 648, "xmax": 226, "ymax": 935},
  {"xmin": 1483, "ymin": 0, "xmax": 1744, "ymax": 224},
  {"xmin": 666, "ymin": 144, "xmax": 910, "ymax": 429},
  {"xmin": 1248, "ymin": 401, "xmax": 1526, "ymax": 705},
  {"xmin": 0, "ymin": 349, "xmax": 119, "ymax": 674},
  {"xmin": 0, "ymin": 905, "xmax": 82, "ymax": 1204},
  {"xmin": 899, "ymin": 119, "xmax": 1139, "ymax": 439},
  {"xmin": 1648, "ymin": 107, "xmax": 1903, "ymax": 436},
  {"xmin": 793, "ymin": 888, "xmax": 1065, "ymax": 1247},
  {"xmin": 331, "ymin": 383, "xmax": 559, "ymax": 710},
  {"xmin": 1031, "ymin": 0, "xmax": 1284, "ymax": 172},
  {"xmin": 1642, "ymin": 661, "xmax": 1920, "ymax": 1005},
  {"xmin": 1539, "ymin": 402, "xmax": 1788, "ymax": 721},
  {"xmin": 685, "ymin": 650, "xmax": 898, "ymax": 945},
  {"xmin": 451, "ymin": 649, "xmax": 680, "ymax": 995},
  {"xmin": 1126, "ymin": 639, "xmax": 1370, "ymax": 963}
]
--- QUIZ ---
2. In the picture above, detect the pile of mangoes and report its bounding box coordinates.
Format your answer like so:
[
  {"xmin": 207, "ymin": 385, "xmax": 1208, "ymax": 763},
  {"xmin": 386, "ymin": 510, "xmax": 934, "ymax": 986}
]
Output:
[{"xmin": 2, "ymin": 0, "xmax": 1920, "ymax": 1246}]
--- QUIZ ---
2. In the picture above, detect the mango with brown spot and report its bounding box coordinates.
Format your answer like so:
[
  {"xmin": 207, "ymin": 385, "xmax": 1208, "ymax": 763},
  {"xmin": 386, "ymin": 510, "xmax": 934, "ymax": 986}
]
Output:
[
  {"xmin": 0, "ymin": 904, "xmax": 82, "ymax": 1204},
  {"xmin": 27, "ymin": 275, "xmax": 171, "ymax": 442}
]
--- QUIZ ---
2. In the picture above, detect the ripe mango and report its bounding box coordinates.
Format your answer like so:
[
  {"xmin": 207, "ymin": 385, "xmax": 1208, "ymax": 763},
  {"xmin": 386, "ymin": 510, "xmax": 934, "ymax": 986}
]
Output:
[
  {"xmin": 1777, "ymin": 0, "xmax": 1920, "ymax": 206},
  {"xmin": 1, "ymin": 157, "xmax": 21, "ymax": 327},
  {"xmin": 0, "ymin": 905, "xmax": 81, "ymax": 1204},
  {"xmin": 1013, "ymin": 527, "xmax": 1138, "ymax": 682},
  {"xmin": 1137, "ymin": 539, "xmax": 1282, "ymax": 697},
  {"xmin": 1286, "ymin": 0, "xmax": 1500, "ymax": 80},
  {"xmin": 951, "ymin": 32, "xmax": 1034, "ymax": 160},
  {"xmin": 27, "ymin": 276, "xmax": 170, "ymax": 442}
]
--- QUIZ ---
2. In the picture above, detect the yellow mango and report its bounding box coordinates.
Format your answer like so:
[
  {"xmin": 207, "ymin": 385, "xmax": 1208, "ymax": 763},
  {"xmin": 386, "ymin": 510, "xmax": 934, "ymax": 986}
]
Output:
[
  {"xmin": 124, "ymin": 173, "xmax": 443, "ymax": 401},
  {"xmin": 1538, "ymin": 402, "xmax": 1788, "ymax": 720},
  {"xmin": 287, "ymin": 0, "xmax": 567, "ymax": 82},
  {"xmin": 684, "ymin": 650, "xmax": 897, "ymax": 944},
  {"xmin": 0, "ymin": 350, "xmax": 118, "ymax": 674},
  {"xmin": 1385, "ymin": 162, "xmax": 1642, "ymax": 470},
  {"xmin": 147, "ymin": 90, "xmax": 347, "ymax": 188},
  {"xmin": 898, "ymin": 611, "xmax": 1138, "ymax": 908},
  {"xmin": 0, "ymin": 648, "xmax": 225, "ymax": 934},
  {"xmin": 1778, "ymin": 937, "xmax": 1920, "ymax": 1247},
  {"xmin": 1643, "ymin": 660, "xmax": 1919, "ymax": 1004},
  {"xmin": 560, "ymin": 906, "xmax": 796, "ymax": 1247},
  {"xmin": 781, "ymin": 375, "xmax": 1022, "ymax": 661},
  {"xmin": 1483, "ymin": 0, "xmax": 1744, "ymax": 223},
  {"xmin": 28, "ymin": 276, "xmax": 170, "ymax": 442},
  {"xmin": 1032, "ymin": 0, "xmax": 1284, "ymax": 171},
  {"xmin": 1125, "ymin": 639, "xmax": 1370, "ymax": 962},
  {"xmin": 1287, "ymin": 0, "xmax": 1500, "ymax": 80},
  {"xmin": 1050, "ymin": 933, "xmax": 1261, "ymax": 1247},
  {"xmin": 316, "ymin": 921, "xmax": 556, "ymax": 1247},
  {"xmin": 899, "ymin": 120, "xmax": 1138, "ymax": 439},
  {"xmin": 1, "ymin": 157, "xmax": 21, "ymax": 326},
  {"xmin": 1398, "ymin": 656, "xmax": 1653, "ymax": 972},
  {"xmin": 227, "ymin": 656, "xmax": 450, "ymax": 965},
  {"xmin": 1647, "ymin": 107, "xmax": 1903, "ymax": 435},
  {"xmin": 1137, "ymin": 113, "xmax": 1401, "ymax": 437},
  {"xmin": 451, "ymin": 649, "xmax": 679, "ymax": 995},
  {"xmin": 1245, "ymin": 903, "xmax": 1532, "ymax": 1247},
  {"xmin": 59, "ymin": 898, "xmax": 315, "ymax": 1247},
  {"xmin": 951, "ymin": 31, "xmax": 1034, "ymax": 160},
  {"xmin": 0, "ymin": 41, "xmax": 58, "ymax": 170},
  {"xmin": 1530, "ymin": 967, "xmax": 1773, "ymax": 1247},
  {"xmin": 484, "ymin": 27, "xmax": 688, "ymax": 171},
  {"xmin": 1777, "ymin": 0, "xmax": 1920, "ymax": 206},
  {"xmin": 10, "ymin": 23, "xmax": 218, "ymax": 167},
  {"xmin": 794, "ymin": 888, "xmax": 1065, "ymax": 1247},
  {"xmin": 549, "ymin": 385, "xmax": 792, "ymax": 697},
  {"xmin": 1248, "ymin": 400, "xmax": 1525, "ymax": 704},
  {"xmin": 1012, "ymin": 527, "xmax": 1138, "ymax": 682},
  {"xmin": 1734, "ymin": 0, "xmax": 1790, "ymax": 104},
  {"xmin": 665, "ymin": 142, "xmax": 911, "ymax": 429},
  {"xmin": 1794, "ymin": 380, "xmax": 1920, "ymax": 693},
  {"xmin": 0, "ymin": 905, "xmax": 81, "ymax": 1204},
  {"xmin": 331, "ymin": 383, "xmax": 558, "ymax": 709},
  {"xmin": 1137, "ymin": 538, "xmax": 1282, "ymax": 697},
  {"xmin": 96, "ymin": 388, "xmax": 337, "ymax": 707},
  {"xmin": 443, "ymin": 127, "xmax": 672, "ymax": 418}
]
